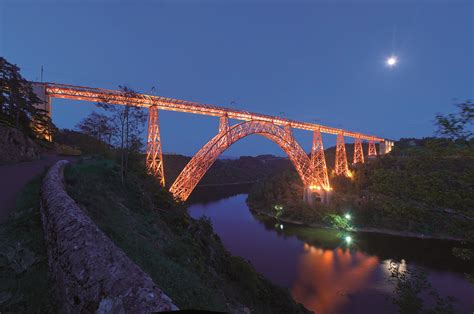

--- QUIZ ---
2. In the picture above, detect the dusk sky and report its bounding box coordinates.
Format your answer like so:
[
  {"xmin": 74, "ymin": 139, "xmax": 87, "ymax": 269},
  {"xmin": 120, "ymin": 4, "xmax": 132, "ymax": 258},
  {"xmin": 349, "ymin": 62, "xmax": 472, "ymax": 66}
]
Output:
[{"xmin": 1, "ymin": 0, "xmax": 472, "ymax": 156}]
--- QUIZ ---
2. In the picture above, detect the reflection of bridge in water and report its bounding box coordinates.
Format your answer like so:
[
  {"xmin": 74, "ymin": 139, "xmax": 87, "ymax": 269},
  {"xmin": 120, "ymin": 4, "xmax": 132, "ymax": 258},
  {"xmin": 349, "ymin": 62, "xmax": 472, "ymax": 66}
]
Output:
[
  {"xmin": 32, "ymin": 82, "xmax": 393, "ymax": 201},
  {"xmin": 292, "ymin": 244, "xmax": 380, "ymax": 314}
]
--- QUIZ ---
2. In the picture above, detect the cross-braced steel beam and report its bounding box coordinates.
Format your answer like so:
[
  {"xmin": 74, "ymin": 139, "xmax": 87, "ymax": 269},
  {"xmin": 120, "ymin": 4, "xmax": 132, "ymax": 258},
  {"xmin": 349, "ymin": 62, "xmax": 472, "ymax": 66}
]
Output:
[
  {"xmin": 310, "ymin": 129, "xmax": 330, "ymax": 190},
  {"xmin": 146, "ymin": 106, "xmax": 165, "ymax": 187},
  {"xmin": 335, "ymin": 132, "xmax": 350, "ymax": 177},
  {"xmin": 368, "ymin": 140, "xmax": 377, "ymax": 158},
  {"xmin": 353, "ymin": 137, "xmax": 364, "ymax": 164}
]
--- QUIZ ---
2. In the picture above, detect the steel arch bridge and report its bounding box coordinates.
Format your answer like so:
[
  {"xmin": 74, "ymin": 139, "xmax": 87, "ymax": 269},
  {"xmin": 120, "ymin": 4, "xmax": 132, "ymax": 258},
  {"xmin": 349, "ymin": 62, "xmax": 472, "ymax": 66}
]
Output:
[
  {"xmin": 170, "ymin": 120, "xmax": 314, "ymax": 201},
  {"xmin": 31, "ymin": 82, "xmax": 394, "ymax": 202}
]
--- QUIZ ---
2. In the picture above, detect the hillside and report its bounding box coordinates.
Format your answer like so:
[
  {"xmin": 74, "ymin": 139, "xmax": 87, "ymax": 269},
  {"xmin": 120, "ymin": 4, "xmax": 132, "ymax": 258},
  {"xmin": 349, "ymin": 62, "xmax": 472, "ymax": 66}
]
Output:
[
  {"xmin": 164, "ymin": 154, "xmax": 291, "ymax": 187},
  {"xmin": 247, "ymin": 138, "xmax": 474, "ymax": 240},
  {"xmin": 62, "ymin": 158, "xmax": 309, "ymax": 313}
]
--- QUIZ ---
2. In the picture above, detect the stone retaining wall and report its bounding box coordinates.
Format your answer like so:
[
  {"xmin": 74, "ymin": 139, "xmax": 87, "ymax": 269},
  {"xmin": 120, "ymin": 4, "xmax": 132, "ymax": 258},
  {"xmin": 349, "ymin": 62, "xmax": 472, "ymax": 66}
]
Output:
[{"xmin": 40, "ymin": 160, "xmax": 177, "ymax": 313}]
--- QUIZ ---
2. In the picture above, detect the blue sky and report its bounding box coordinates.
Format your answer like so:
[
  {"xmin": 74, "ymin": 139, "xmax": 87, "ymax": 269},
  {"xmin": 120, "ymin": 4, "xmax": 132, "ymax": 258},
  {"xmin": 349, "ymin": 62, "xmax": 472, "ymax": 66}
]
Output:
[{"xmin": 1, "ymin": 0, "xmax": 472, "ymax": 156}]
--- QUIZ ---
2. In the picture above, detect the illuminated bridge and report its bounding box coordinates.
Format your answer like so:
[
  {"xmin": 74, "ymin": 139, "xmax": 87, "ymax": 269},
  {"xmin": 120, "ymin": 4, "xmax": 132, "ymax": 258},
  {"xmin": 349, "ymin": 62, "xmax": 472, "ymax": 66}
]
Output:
[{"xmin": 32, "ymin": 82, "xmax": 393, "ymax": 202}]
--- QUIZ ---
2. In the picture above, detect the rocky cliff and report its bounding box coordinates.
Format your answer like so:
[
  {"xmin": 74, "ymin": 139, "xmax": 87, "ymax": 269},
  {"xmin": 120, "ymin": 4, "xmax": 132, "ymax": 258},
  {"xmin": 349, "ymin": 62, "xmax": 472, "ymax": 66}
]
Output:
[{"xmin": 0, "ymin": 126, "xmax": 41, "ymax": 164}]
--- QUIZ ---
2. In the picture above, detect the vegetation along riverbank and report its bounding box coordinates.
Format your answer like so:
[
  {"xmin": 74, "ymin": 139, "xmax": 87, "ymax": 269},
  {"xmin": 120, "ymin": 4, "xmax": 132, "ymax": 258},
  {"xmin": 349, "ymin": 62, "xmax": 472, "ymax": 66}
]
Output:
[{"xmin": 247, "ymin": 102, "xmax": 473, "ymax": 242}]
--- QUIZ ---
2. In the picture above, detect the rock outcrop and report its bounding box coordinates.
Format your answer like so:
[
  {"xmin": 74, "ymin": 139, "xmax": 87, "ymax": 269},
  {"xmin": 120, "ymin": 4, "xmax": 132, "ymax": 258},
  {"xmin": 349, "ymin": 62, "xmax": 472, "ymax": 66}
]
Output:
[
  {"xmin": 0, "ymin": 126, "xmax": 41, "ymax": 164},
  {"xmin": 40, "ymin": 160, "xmax": 177, "ymax": 313}
]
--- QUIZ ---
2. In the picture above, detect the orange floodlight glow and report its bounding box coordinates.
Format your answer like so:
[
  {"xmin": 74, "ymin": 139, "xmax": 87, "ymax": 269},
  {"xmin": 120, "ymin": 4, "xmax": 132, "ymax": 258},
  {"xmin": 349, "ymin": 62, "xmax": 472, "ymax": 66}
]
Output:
[
  {"xmin": 335, "ymin": 132, "xmax": 350, "ymax": 177},
  {"xmin": 353, "ymin": 137, "xmax": 364, "ymax": 164},
  {"xmin": 37, "ymin": 82, "xmax": 386, "ymax": 201}
]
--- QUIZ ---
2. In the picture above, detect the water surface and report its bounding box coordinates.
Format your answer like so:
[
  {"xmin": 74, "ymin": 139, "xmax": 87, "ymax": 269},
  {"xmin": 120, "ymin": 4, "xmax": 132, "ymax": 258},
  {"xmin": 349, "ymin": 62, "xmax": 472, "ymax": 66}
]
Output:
[{"xmin": 189, "ymin": 193, "xmax": 474, "ymax": 314}]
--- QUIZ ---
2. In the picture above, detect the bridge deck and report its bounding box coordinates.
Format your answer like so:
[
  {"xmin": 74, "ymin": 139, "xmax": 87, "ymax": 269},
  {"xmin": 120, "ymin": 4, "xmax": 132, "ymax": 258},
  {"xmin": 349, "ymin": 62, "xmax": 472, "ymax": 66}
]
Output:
[{"xmin": 39, "ymin": 82, "xmax": 384, "ymax": 142}]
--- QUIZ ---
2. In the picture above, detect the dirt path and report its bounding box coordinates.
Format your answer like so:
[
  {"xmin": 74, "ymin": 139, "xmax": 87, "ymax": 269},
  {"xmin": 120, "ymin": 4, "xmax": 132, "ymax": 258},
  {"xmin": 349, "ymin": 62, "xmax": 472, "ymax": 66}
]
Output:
[{"xmin": 0, "ymin": 154, "xmax": 77, "ymax": 223}]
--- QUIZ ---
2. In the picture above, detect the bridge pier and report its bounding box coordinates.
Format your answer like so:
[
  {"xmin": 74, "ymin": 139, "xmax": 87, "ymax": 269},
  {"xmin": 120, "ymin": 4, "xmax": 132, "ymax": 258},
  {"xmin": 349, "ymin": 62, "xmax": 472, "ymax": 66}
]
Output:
[
  {"xmin": 380, "ymin": 140, "xmax": 394, "ymax": 155},
  {"xmin": 335, "ymin": 132, "xmax": 349, "ymax": 176},
  {"xmin": 146, "ymin": 106, "xmax": 165, "ymax": 187},
  {"xmin": 368, "ymin": 140, "xmax": 377, "ymax": 159},
  {"xmin": 32, "ymin": 83, "xmax": 52, "ymax": 114},
  {"xmin": 303, "ymin": 187, "xmax": 332, "ymax": 206},
  {"xmin": 31, "ymin": 83, "xmax": 53, "ymax": 141},
  {"xmin": 310, "ymin": 129, "xmax": 330, "ymax": 190},
  {"xmin": 353, "ymin": 137, "xmax": 364, "ymax": 164}
]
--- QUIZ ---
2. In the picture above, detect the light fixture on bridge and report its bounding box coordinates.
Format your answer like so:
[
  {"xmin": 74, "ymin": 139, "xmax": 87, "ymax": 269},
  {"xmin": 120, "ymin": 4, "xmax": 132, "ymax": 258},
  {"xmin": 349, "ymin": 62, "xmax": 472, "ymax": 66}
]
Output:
[{"xmin": 344, "ymin": 213, "xmax": 351, "ymax": 220}]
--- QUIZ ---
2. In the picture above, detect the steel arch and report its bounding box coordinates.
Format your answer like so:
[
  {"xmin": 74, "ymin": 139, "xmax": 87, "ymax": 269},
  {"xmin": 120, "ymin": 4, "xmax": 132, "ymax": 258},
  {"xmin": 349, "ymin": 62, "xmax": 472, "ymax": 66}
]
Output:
[{"xmin": 170, "ymin": 120, "xmax": 316, "ymax": 201}]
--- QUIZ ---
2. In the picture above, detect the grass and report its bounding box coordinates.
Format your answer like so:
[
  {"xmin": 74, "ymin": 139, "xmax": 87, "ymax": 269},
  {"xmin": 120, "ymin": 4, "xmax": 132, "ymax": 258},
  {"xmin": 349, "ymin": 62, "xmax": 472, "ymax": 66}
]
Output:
[
  {"xmin": 64, "ymin": 159, "xmax": 223, "ymax": 310},
  {"xmin": 0, "ymin": 176, "xmax": 56, "ymax": 312},
  {"xmin": 64, "ymin": 157, "xmax": 308, "ymax": 313}
]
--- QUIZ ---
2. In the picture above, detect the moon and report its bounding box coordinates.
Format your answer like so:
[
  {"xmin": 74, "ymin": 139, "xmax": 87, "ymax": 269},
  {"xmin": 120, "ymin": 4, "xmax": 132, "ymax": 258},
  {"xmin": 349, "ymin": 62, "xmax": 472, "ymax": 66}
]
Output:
[{"xmin": 386, "ymin": 56, "xmax": 398, "ymax": 67}]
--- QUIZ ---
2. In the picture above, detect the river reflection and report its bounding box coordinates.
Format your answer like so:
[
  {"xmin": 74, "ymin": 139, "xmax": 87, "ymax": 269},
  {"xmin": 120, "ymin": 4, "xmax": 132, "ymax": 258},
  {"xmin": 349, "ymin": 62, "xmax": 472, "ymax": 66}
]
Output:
[
  {"xmin": 292, "ymin": 245, "xmax": 379, "ymax": 313},
  {"xmin": 188, "ymin": 194, "xmax": 474, "ymax": 314}
]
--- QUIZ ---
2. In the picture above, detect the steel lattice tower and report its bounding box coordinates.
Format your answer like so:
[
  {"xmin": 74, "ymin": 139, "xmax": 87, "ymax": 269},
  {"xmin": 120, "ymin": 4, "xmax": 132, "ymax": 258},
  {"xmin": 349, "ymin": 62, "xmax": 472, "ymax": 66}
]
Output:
[
  {"xmin": 311, "ymin": 129, "xmax": 330, "ymax": 190},
  {"xmin": 368, "ymin": 141, "xmax": 377, "ymax": 158},
  {"xmin": 146, "ymin": 106, "xmax": 165, "ymax": 187},
  {"xmin": 353, "ymin": 137, "xmax": 364, "ymax": 164},
  {"xmin": 335, "ymin": 132, "xmax": 349, "ymax": 176}
]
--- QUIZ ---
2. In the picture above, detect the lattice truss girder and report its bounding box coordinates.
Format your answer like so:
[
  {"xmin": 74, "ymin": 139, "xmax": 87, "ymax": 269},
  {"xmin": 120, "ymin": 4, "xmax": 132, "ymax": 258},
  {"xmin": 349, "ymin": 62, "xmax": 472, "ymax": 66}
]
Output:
[
  {"xmin": 368, "ymin": 141, "xmax": 377, "ymax": 157},
  {"xmin": 335, "ymin": 132, "xmax": 349, "ymax": 177},
  {"xmin": 170, "ymin": 120, "xmax": 315, "ymax": 201},
  {"xmin": 353, "ymin": 137, "xmax": 365, "ymax": 164},
  {"xmin": 43, "ymin": 83, "xmax": 384, "ymax": 141},
  {"xmin": 146, "ymin": 106, "xmax": 165, "ymax": 187},
  {"xmin": 310, "ymin": 129, "xmax": 330, "ymax": 190}
]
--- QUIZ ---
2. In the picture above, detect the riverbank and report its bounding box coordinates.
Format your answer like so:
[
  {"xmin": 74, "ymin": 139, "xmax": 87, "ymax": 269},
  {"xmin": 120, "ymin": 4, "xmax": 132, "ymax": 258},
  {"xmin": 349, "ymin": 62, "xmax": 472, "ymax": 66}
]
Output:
[
  {"xmin": 247, "ymin": 138, "xmax": 474, "ymax": 242},
  {"xmin": 190, "ymin": 193, "xmax": 474, "ymax": 314},
  {"xmin": 248, "ymin": 205, "xmax": 469, "ymax": 242}
]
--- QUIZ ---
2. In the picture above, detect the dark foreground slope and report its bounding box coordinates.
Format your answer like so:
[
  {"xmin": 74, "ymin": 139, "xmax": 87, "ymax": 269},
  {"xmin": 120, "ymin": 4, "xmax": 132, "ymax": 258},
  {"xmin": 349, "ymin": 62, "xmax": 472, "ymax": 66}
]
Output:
[
  {"xmin": 63, "ymin": 158, "xmax": 308, "ymax": 313},
  {"xmin": 0, "ymin": 176, "xmax": 56, "ymax": 312}
]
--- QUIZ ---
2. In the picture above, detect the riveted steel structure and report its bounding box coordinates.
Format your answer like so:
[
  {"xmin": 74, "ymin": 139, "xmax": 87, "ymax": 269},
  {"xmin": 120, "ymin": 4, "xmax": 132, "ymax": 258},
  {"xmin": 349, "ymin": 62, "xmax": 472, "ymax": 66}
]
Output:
[
  {"xmin": 335, "ymin": 132, "xmax": 350, "ymax": 176},
  {"xmin": 353, "ymin": 137, "xmax": 364, "ymax": 164},
  {"xmin": 146, "ymin": 106, "xmax": 165, "ymax": 187},
  {"xmin": 169, "ymin": 120, "xmax": 314, "ymax": 201},
  {"xmin": 310, "ymin": 129, "xmax": 330, "ymax": 191},
  {"xmin": 368, "ymin": 141, "xmax": 377, "ymax": 157},
  {"xmin": 33, "ymin": 82, "xmax": 387, "ymax": 201}
]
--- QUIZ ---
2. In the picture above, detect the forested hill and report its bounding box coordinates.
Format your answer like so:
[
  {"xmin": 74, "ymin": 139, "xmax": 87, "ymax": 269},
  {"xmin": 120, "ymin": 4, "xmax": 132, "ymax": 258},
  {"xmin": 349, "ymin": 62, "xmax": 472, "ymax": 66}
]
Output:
[
  {"xmin": 163, "ymin": 154, "xmax": 292, "ymax": 187},
  {"xmin": 248, "ymin": 137, "xmax": 474, "ymax": 240}
]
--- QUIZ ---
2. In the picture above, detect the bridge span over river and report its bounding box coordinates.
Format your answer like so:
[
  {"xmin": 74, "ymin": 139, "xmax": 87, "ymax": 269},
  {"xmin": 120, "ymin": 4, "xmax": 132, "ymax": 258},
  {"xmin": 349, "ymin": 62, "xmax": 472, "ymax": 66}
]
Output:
[{"xmin": 31, "ymin": 82, "xmax": 393, "ymax": 202}]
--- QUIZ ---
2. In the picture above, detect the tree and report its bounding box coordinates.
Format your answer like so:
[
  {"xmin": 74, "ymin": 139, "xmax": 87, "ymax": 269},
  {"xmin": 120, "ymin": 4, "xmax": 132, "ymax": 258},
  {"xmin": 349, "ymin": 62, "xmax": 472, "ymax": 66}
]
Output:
[
  {"xmin": 435, "ymin": 101, "xmax": 473, "ymax": 142},
  {"xmin": 96, "ymin": 86, "xmax": 147, "ymax": 185},
  {"xmin": 76, "ymin": 111, "xmax": 114, "ymax": 145},
  {"xmin": 0, "ymin": 57, "xmax": 56, "ymax": 139}
]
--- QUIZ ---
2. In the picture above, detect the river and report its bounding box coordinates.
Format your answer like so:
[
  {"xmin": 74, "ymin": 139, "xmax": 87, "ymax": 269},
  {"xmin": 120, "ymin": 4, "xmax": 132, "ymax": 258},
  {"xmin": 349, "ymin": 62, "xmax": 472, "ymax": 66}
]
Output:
[{"xmin": 188, "ymin": 192, "xmax": 474, "ymax": 314}]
